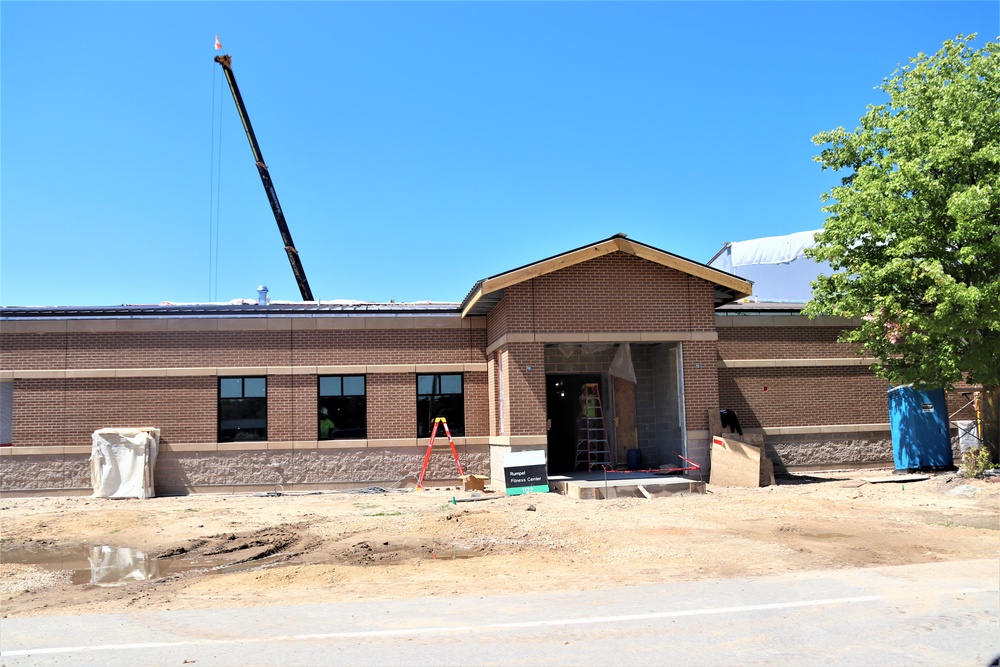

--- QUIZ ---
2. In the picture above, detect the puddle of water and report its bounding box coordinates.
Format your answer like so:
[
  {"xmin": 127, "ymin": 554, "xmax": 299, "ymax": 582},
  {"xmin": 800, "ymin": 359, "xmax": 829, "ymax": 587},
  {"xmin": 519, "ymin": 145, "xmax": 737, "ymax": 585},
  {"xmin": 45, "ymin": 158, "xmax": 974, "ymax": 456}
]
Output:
[{"xmin": 0, "ymin": 544, "xmax": 248, "ymax": 586}]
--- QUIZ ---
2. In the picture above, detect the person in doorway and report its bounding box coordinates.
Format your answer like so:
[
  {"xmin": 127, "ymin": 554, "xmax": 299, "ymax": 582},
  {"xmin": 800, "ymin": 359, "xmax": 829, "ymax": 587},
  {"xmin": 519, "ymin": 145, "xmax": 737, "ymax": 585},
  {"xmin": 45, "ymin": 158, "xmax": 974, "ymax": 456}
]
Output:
[{"xmin": 319, "ymin": 407, "xmax": 335, "ymax": 439}]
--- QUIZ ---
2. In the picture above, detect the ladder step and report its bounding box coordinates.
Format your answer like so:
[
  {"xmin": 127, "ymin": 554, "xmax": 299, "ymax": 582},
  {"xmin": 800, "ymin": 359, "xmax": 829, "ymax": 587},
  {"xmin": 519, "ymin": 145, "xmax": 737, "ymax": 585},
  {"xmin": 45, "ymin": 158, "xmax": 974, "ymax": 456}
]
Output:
[{"xmin": 575, "ymin": 383, "xmax": 612, "ymax": 471}]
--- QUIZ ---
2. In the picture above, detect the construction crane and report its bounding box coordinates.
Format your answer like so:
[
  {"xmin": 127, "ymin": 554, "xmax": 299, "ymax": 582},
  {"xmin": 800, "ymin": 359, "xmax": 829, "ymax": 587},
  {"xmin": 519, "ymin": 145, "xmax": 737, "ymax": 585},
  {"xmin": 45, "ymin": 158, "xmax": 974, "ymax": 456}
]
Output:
[{"xmin": 214, "ymin": 54, "xmax": 314, "ymax": 301}]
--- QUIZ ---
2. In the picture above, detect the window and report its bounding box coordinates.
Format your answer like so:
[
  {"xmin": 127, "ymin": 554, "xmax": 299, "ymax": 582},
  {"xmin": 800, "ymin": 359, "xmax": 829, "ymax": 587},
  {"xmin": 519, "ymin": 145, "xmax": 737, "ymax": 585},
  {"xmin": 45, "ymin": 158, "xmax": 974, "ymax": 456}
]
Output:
[
  {"xmin": 417, "ymin": 373, "xmax": 464, "ymax": 437},
  {"xmin": 0, "ymin": 380, "xmax": 12, "ymax": 446},
  {"xmin": 218, "ymin": 377, "xmax": 267, "ymax": 442},
  {"xmin": 318, "ymin": 375, "xmax": 366, "ymax": 440}
]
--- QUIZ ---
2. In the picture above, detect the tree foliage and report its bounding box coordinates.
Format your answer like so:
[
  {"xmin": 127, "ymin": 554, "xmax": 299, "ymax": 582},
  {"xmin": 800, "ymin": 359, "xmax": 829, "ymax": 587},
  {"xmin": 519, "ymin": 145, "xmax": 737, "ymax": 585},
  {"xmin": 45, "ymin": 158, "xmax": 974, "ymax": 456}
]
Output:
[{"xmin": 805, "ymin": 35, "xmax": 1000, "ymax": 391}]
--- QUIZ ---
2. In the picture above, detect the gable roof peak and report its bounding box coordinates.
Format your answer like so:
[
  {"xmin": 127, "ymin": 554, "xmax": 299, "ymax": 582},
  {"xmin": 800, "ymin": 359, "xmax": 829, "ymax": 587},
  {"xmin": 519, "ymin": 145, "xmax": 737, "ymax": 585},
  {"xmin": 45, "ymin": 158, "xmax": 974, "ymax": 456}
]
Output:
[{"xmin": 460, "ymin": 234, "xmax": 752, "ymax": 317}]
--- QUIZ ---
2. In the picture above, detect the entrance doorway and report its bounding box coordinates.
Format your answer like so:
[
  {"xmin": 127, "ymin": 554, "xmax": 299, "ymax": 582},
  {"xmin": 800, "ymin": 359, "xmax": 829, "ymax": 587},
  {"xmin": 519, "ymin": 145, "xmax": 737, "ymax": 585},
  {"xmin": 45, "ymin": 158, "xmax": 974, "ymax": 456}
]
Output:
[
  {"xmin": 546, "ymin": 373, "xmax": 603, "ymax": 474},
  {"xmin": 544, "ymin": 343, "xmax": 684, "ymax": 472}
]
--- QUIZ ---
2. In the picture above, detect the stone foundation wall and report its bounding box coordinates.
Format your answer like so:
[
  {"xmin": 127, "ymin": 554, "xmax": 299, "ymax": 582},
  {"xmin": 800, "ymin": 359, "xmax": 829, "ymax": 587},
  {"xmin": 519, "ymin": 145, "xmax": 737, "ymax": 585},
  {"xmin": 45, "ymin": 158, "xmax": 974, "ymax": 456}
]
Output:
[
  {"xmin": 765, "ymin": 432, "xmax": 893, "ymax": 470},
  {"xmin": 0, "ymin": 452, "xmax": 91, "ymax": 491},
  {"xmin": 0, "ymin": 446, "xmax": 491, "ymax": 495}
]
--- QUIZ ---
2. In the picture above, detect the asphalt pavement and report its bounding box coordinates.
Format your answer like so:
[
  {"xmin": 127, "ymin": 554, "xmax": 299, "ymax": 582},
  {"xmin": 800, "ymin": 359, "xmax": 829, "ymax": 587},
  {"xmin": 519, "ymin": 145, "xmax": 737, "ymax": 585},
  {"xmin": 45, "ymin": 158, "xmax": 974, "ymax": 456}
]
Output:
[{"xmin": 2, "ymin": 558, "xmax": 997, "ymax": 666}]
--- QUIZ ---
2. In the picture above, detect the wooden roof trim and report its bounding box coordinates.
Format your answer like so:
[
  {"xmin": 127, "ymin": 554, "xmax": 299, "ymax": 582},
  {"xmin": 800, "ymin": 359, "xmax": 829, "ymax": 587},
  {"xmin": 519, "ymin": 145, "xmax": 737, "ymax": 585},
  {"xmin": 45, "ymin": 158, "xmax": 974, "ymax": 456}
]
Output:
[
  {"xmin": 460, "ymin": 235, "xmax": 753, "ymax": 316},
  {"xmin": 478, "ymin": 239, "xmax": 621, "ymax": 294},
  {"xmin": 615, "ymin": 238, "xmax": 752, "ymax": 297},
  {"xmin": 460, "ymin": 285, "xmax": 484, "ymax": 319}
]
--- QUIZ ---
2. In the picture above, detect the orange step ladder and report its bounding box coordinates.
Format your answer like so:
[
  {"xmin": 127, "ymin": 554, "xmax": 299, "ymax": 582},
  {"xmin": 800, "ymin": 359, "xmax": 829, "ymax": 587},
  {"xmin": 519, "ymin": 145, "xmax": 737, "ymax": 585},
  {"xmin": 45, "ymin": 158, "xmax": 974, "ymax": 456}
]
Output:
[
  {"xmin": 576, "ymin": 383, "xmax": 612, "ymax": 470},
  {"xmin": 416, "ymin": 417, "xmax": 465, "ymax": 490}
]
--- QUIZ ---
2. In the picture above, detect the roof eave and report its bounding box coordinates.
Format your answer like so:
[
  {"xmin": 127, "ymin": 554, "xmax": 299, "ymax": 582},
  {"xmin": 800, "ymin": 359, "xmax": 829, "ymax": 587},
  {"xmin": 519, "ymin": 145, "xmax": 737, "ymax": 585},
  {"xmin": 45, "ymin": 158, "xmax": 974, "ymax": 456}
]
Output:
[{"xmin": 459, "ymin": 235, "xmax": 752, "ymax": 317}]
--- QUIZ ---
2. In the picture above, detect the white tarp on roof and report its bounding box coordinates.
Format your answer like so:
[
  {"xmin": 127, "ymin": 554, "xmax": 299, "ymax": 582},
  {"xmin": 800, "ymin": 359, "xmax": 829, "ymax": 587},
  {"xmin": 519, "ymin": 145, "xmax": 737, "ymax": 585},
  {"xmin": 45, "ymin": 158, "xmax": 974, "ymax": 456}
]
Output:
[
  {"xmin": 709, "ymin": 230, "xmax": 829, "ymax": 303},
  {"xmin": 90, "ymin": 428, "xmax": 159, "ymax": 499},
  {"xmin": 728, "ymin": 230, "xmax": 822, "ymax": 268}
]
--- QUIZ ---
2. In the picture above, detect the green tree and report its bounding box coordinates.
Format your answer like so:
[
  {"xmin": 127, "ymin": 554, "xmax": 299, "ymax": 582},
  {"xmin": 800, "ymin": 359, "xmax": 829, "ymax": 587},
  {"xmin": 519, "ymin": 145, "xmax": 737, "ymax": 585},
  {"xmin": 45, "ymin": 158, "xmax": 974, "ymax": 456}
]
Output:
[{"xmin": 805, "ymin": 34, "xmax": 999, "ymax": 455}]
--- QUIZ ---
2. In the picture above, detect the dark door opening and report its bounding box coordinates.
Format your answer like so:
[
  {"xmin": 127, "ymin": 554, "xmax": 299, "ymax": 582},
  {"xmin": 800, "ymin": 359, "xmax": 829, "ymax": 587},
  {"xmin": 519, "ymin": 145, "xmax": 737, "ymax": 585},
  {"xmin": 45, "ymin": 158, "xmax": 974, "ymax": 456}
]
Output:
[{"xmin": 546, "ymin": 373, "xmax": 603, "ymax": 474}]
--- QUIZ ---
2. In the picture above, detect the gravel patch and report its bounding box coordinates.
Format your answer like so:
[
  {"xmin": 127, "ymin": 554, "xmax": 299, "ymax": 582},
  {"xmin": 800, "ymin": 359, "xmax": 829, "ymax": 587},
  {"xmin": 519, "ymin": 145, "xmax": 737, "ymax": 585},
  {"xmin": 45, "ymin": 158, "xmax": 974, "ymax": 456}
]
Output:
[{"xmin": 0, "ymin": 563, "xmax": 70, "ymax": 596}]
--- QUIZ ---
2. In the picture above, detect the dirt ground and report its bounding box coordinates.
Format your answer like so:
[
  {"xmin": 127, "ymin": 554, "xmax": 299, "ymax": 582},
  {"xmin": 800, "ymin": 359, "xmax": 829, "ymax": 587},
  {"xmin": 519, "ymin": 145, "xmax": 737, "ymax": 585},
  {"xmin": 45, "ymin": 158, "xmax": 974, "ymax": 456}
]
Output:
[{"xmin": 1, "ymin": 470, "xmax": 998, "ymax": 619}]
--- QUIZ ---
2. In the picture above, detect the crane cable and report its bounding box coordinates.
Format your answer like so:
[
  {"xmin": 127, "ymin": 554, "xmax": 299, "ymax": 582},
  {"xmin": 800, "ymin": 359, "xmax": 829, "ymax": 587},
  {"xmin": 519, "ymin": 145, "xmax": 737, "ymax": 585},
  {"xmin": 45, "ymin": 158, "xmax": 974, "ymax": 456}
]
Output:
[{"xmin": 208, "ymin": 63, "xmax": 225, "ymax": 302}]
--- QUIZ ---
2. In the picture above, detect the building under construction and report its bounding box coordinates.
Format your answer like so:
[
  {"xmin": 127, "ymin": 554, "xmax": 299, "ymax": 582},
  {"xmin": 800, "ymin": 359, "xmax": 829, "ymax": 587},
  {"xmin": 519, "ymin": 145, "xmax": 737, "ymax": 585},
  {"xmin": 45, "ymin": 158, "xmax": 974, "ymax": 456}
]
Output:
[{"xmin": 3, "ymin": 233, "xmax": 952, "ymax": 496}]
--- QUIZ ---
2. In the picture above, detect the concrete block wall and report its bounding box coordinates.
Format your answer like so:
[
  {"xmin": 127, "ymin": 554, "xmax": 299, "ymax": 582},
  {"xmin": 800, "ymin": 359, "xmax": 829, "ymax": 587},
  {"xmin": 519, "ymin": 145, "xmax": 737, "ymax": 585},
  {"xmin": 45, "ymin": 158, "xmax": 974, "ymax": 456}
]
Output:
[
  {"xmin": 641, "ymin": 343, "xmax": 683, "ymax": 467},
  {"xmin": 154, "ymin": 447, "xmax": 491, "ymax": 491}
]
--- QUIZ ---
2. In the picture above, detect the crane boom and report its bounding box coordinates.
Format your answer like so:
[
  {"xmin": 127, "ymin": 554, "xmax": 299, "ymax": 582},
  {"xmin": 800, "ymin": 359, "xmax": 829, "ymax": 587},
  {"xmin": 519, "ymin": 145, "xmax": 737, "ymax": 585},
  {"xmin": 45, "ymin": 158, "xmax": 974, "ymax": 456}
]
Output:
[{"xmin": 214, "ymin": 54, "xmax": 314, "ymax": 302}]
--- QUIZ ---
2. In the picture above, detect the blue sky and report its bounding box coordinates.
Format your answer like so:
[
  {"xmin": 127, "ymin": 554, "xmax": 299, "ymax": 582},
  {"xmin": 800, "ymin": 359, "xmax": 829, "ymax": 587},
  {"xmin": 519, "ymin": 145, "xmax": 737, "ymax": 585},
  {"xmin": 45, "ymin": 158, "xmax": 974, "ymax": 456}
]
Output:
[{"xmin": 2, "ymin": 2, "xmax": 996, "ymax": 306}]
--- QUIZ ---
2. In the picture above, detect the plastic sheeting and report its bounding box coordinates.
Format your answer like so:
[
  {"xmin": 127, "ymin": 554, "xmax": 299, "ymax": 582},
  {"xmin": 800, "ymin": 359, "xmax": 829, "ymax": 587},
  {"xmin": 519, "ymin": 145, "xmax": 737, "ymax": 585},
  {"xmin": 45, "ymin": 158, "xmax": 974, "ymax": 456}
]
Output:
[
  {"xmin": 709, "ymin": 230, "xmax": 830, "ymax": 303},
  {"xmin": 90, "ymin": 428, "xmax": 160, "ymax": 499},
  {"xmin": 953, "ymin": 420, "xmax": 979, "ymax": 453},
  {"xmin": 727, "ymin": 230, "xmax": 822, "ymax": 268},
  {"xmin": 608, "ymin": 343, "xmax": 636, "ymax": 384},
  {"xmin": 555, "ymin": 343, "xmax": 615, "ymax": 358}
]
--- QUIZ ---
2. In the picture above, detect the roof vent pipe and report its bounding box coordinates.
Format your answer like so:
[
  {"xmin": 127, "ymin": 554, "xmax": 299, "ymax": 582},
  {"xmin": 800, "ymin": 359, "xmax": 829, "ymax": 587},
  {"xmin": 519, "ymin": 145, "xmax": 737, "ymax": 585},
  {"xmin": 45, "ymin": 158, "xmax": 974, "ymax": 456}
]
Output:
[{"xmin": 257, "ymin": 285, "xmax": 269, "ymax": 306}]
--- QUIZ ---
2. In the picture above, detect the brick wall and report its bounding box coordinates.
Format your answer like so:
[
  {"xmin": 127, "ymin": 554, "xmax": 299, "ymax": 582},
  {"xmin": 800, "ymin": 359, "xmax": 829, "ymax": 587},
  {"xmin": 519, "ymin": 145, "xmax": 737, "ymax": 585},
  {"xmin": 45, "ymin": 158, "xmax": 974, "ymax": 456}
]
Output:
[
  {"xmin": 946, "ymin": 383, "xmax": 982, "ymax": 421},
  {"xmin": 487, "ymin": 355, "xmax": 497, "ymax": 436},
  {"xmin": 682, "ymin": 341, "xmax": 719, "ymax": 431},
  {"xmin": 13, "ymin": 376, "xmax": 217, "ymax": 448},
  {"xmin": 5, "ymin": 250, "xmax": 792, "ymax": 489},
  {"xmin": 11, "ymin": 370, "xmax": 489, "ymax": 449},
  {"xmin": 464, "ymin": 370, "xmax": 489, "ymax": 438},
  {"xmin": 2, "ymin": 328, "xmax": 487, "ymax": 370},
  {"xmin": 502, "ymin": 343, "xmax": 547, "ymax": 436},
  {"xmin": 4, "ymin": 321, "xmax": 490, "ymax": 452},
  {"xmin": 717, "ymin": 326, "xmax": 865, "ymax": 359},
  {"xmin": 499, "ymin": 253, "xmax": 716, "ymax": 335},
  {"xmin": 718, "ymin": 366, "xmax": 891, "ymax": 428},
  {"xmin": 366, "ymin": 373, "xmax": 416, "ymax": 440},
  {"xmin": 487, "ymin": 300, "xmax": 509, "ymax": 346}
]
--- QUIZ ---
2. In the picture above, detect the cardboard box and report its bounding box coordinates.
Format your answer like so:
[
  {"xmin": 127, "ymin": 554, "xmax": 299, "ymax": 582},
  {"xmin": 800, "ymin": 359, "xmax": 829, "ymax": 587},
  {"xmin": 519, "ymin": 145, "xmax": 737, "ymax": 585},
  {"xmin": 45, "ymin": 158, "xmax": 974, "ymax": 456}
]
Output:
[{"xmin": 461, "ymin": 475, "xmax": 487, "ymax": 492}]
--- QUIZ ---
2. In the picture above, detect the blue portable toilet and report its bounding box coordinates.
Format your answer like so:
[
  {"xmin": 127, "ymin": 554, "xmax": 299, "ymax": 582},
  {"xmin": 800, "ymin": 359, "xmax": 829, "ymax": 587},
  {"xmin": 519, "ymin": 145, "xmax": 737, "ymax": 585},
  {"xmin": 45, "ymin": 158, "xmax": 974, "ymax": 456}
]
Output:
[{"xmin": 887, "ymin": 386, "xmax": 954, "ymax": 470}]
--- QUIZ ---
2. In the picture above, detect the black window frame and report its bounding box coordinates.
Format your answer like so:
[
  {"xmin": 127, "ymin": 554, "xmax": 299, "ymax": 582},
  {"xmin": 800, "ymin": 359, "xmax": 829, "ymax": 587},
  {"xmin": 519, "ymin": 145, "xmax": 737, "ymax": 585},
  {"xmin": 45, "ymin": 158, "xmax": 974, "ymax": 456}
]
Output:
[
  {"xmin": 416, "ymin": 373, "xmax": 464, "ymax": 437},
  {"xmin": 318, "ymin": 374, "xmax": 367, "ymax": 440},
  {"xmin": 217, "ymin": 376, "xmax": 267, "ymax": 443}
]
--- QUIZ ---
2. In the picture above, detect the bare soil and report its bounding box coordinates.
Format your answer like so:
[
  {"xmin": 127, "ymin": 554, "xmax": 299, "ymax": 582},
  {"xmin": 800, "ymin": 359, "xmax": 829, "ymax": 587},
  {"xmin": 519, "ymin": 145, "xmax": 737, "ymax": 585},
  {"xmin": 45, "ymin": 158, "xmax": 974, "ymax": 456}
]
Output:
[{"xmin": 1, "ymin": 470, "xmax": 997, "ymax": 618}]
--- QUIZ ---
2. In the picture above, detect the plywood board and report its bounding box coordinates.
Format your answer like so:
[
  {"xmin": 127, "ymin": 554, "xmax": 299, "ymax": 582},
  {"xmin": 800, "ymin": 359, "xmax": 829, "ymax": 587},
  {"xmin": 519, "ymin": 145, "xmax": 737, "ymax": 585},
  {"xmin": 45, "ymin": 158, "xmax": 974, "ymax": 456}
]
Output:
[
  {"xmin": 708, "ymin": 409, "xmax": 724, "ymax": 437},
  {"xmin": 613, "ymin": 377, "xmax": 637, "ymax": 466},
  {"xmin": 760, "ymin": 454, "xmax": 776, "ymax": 487},
  {"xmin": 710, "ymin": 436, "xmax": 763, "ymax": 488}
]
